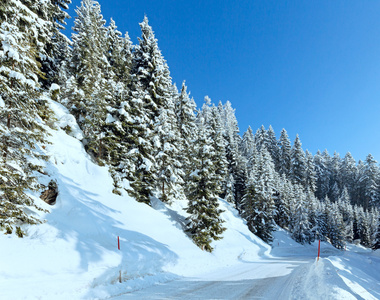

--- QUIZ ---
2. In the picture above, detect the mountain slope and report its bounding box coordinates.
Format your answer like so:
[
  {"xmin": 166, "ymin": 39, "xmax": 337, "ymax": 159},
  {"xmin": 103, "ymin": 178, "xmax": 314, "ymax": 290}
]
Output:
[{"xmin": 0, "ymin": 100, "xmax": 270, "ymax": 299}]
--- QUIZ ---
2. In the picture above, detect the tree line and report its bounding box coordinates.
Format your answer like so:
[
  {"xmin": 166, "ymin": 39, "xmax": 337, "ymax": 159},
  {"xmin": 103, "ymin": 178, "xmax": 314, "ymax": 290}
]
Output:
[{"xmin": 0, "ymin": 0, "xmax": 379, "ymax": 251}]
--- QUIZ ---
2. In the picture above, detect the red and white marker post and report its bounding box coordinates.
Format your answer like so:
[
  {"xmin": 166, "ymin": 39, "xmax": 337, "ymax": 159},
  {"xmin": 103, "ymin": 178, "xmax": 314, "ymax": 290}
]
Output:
[
  {"xmin": 317, "ymin": 239, "xmax": 321, "ymax": 262},
  {"xmin": 118, "ymin": 236, "xmax": 122, "ymax": 283}
]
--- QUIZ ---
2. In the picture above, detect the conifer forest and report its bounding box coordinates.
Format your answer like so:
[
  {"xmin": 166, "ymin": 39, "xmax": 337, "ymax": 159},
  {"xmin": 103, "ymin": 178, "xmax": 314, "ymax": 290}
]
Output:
[{"xmin": 1, "ymin": 0, "xmax": 380, "ymax": 252}]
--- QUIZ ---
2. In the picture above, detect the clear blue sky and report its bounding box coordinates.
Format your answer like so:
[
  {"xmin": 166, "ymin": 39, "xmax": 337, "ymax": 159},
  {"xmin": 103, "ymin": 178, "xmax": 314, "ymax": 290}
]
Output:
[{"xmin": 66, "ymin": 0, "xmax": 380, "ymax": 162}]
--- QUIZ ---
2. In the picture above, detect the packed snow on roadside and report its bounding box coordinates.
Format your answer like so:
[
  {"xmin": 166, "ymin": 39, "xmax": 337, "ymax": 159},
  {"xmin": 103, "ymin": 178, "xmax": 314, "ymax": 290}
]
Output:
[{"xmin": 271, "ymin": 228, "xmax": 380, "ymax": 299}]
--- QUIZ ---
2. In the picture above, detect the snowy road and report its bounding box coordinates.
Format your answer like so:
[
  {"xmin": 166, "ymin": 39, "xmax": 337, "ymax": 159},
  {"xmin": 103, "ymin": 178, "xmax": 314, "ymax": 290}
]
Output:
[{"xmin": 110, "ymin": 257, "xmax": 319, "ymax": 299}]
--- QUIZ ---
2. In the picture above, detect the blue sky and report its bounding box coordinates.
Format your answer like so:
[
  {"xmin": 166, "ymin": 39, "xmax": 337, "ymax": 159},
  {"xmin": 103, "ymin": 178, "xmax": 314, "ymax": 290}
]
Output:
[{"xmin": 66, "ymin": 0, "xmax": 380, "ymax": 162}]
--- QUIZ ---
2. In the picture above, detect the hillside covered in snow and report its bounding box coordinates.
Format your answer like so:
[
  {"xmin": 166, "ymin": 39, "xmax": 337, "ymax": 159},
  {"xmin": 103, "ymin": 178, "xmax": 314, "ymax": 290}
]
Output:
[
  {"xmin": 1, "ymin": 1, "xmax": 380, "ymax": 299},
  {"xmin": 1, "ymin": 100, "xmax": 380, "ymax": 299}
]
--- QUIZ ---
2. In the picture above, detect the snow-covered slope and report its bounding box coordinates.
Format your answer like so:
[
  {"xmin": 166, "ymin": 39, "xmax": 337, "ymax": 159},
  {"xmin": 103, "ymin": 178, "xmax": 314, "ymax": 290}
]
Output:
[
  {"xmin": 1, "ymin": 100, "xmax": 380, "ymax": 300},
  {"xmin": 0, "ymin": 101, "xmax": 270, "ymax": 300}
]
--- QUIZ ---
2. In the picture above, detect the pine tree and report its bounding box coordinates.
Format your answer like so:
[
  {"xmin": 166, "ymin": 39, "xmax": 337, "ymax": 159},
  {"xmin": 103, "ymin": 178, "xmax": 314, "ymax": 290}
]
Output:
[
  {"xmin": 185, "ymin": 122, "xmax": 226, "ymax": 252},
  {"xmin": 241, "ymin": 173, "xmax": 257, "ymax": 234},
  {"xmin": 306, "ymin": 190, "xmax": 319, "ymax": 242},
  {"xmin": 209, "ymin": 105, "xmax": 228, "ymax": 197},
  {"xmin": 354, "ymin": 206, "xmax": 371, "ymax": 247},
  {"xmin": 327, "ymin": 152, "xmax": 342, "ymax": 202},
  {"xmin": 338, "ymin": 187, "xmax": 354, "ymax": 242},
  {"xmin": 244, "ymin": 148, "xmax": 276, "ymax": 243},
  {"xmin": 373, "ymin": 213, "xmax": 380, "ymax": 250},
  {"xmin": 278, "ymin": 128, "xmax": 292, "ymax": 177},
  {"xmin": 314, "ymin": 150, "xmax": 331, "ymax": 201},
  {"xmin": 39, "ymin": 0, "xmax": 72, "ymax": 88},
  {"xmin": 273, "ymin": 174, "xmax": 292, "ymax": 229},
  {"xmin": 368, "ymin": 207, "xmax": 379, "ymax": 247},
  {"xmin": 154, "ymin": 101, "xmax": 183, "ymax": 203},
  {"xmin": 124, "ymin": 16, "xmax": 178, "ymax": 204},
  {"xmin": 340, "ymin": 152, "xmax": 358, "ymax": 204},
  {"xmin": 291, "ymin": 185, "xmax": 312, "ymax": 244},
  {"xmin": 290, "ymin": 134, "xmax": 306, "ymax": 187},
  {"xmin": 304, "ymin": 150, "xmax": 317, "ymax": 193},
  {"xmin": 175, "ymin": 81, "xmax": 197, "ymax": 189},
  {"xmin": 240, "ymin": 126, "xmax": 255, "ymax": 160},
  {"xmin": 105, "ymin": 18, "xmax": 132, "ymax": 84},
  {"xmin": 328, "ymin": 202, "xmax": 345, "ymax": 249},
  {"xmin": 224, "ymin": 174, "xmax": 235, "ymax": 203},
  {"xmin": 362, "ymin": 154, "xmax": 379, "ymax": 208},
  {"xmin": 354, "ymin": 159, "xmax": 366, "ymax": 206},
  {"xmin": 266, "ymin": 125, "xmax": 280, "ymax": 171},
  {"xmin": 221, "ymin": 101, "xmax": 245, "ymax": 207},
  {"xmin": 0, "ymin": 0, "xmax": 51, "ymax": 231},
  {"xmin": 316, "ymin": 198, "xmax": 331, "ymax": 242},
  {"xmin": 254, "ymin": 125, "xmax": 268, "ymax": 152},
  {"xmin": 69, "ymin": 0, "xmax": 113, "ymax": 162}
]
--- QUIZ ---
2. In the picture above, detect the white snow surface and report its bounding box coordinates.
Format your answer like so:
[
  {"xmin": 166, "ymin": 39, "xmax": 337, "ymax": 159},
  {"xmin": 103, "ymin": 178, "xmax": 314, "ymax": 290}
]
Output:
[{"xmin": 0, "ymin": 100, "xmax": 379, "ymax": 300}]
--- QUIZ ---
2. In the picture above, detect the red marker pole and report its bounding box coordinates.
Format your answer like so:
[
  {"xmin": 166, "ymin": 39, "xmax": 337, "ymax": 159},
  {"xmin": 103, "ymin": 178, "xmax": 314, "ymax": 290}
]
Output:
[
  {"xmin": 118, "ymin": 236, "xmax": 121, "ymax": 283},
  {"xmin": 317, "ymin": 239, "xmax": 321, "ymax": 262}
]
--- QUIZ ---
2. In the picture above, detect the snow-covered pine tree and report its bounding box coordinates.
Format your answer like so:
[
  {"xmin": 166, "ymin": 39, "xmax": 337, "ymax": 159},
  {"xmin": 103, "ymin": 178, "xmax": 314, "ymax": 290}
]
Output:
[
  {"xmin": 327, "ymin": 152, "xmax": 342, "ymax": 202},
  {"xmin": 354, "ymin": 159, "xmax": 366, "ymax": 206},
  {"xmin": 240, "ymin": 126, "xmax": 255, "ymax": 160},
  {"xmin": 304, "ymin": 150, "xmax": 317, "ymax": 193},
  {"xmin": 69, "ymin": 0, "xmax": 113, "ymax": 163},
  {"xmin": 54, "ymin": 38, "xmax": 72, "ymax": 88},
  {"xmin": 306, "ymin": 189, "xmax": 319, "ymax": 242},
  {"xmin": 224, "ymin": 173, "xmax": 236, "ymax": 203},
  {"xmin": 198, "ymin": 96, "xmax": 212, "ymax": 125},
  {"xmin": 362, "ymin": 154, "xmax": 379, "ymax": 208},
  {"xmin": 131, "ymin": 16, "xmax": 173, "ymax": 121},
  {"xmin": 209, "ymin": 105, "xmax": 228, "ymax": 197},
  {"xmin": 254, "ymin": 125, "xmax": 268, "ymax": 152},
  {"xmin": 266, "ymin": 125, "xmax": 280, "ymax": 171},
  {"xmin": 185, "ymin": 120, "xmax": 226, "ymax": 252},
  {"xmin": 39, "ymin": 0, "xmax": 72, "ymax": 88},
  {"xmin": 122, "ymin": 84, "xmax": 156, "ymax": 204},
  {"xmin": 367, "ymin": 207, "xmax": 379, "ymax": 247},
  {"xmin": 221, "ymin": 101, "xmax": 245, "ymax": 207},
  {"xmin": 105, "ymin": 18, "xmax": 132, "ymax": 84},
  {"xmin": 274, "ymin": 174, "xmax": 292, "ymax": 229},
  {"xmin": 244, "ymin": 148, "xmax": 276, "ymax": 243},
  {"xmin": 356, "ymin": 206, "xmax": 371, "ymax": 247},
  {"xmin": 241, "ymin": 173, "xmax": 257, "ymax": 234},
  {"xmin": 102, "ymin": 28, "xmax": 133, "ymax": 190},
  {"xmin": 314, "ymin": 150, "xmax": 331, "ymax": 201},
  {"xmin": 0, "ymin": 0, "xmax": 51, "ymax": 232},
  {"xmin": 316, "ymin": 197, "xmax": 331, "ymax": 241},
  {"xmin": 175, "ymin": 81, "xmax": 197, "ymax": 188},
  {"xmin": 291, "ymin": 184, "xmax": 312, "ymax": 244},
  {"xmin": 340, "ymin": 152, "xmax": 358, "ymax": 204},
  {"xmin": 373, "ymin": 213, "xmax": 380, "ymax": 250},
  {"xmin": 126, "ymin": 16, "xmax": 177, "ymax": 204},
  {"xmin": 154, "ymin": 101, "xmax": 183, "ymax": 203},
  {"xmin": 338, "ymin": 187, "xmax": 354, "ymax": 242},
  {"xmin": 278, "ymin": 128, "xmax": 292, "ymax": 177},
  {"xmin": 290, "ymin": 134, "xmax": 306, "ymax": 187},
  {"xmin": 327, "ymin": 202, "xmax": 345, "ymax": 249}
]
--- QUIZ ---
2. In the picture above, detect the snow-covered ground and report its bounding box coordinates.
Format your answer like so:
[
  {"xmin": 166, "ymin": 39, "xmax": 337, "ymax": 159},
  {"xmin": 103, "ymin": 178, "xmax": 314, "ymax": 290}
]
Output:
[{"xmin": 1, "ymin": 100, "xmax": 379, "ymax": 299}]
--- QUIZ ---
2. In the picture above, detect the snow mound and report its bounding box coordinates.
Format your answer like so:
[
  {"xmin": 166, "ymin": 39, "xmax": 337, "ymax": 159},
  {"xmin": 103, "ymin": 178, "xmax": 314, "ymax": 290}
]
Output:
[{"xmin": 298, "ymin": 258, "xmax": 360, "ymax": 300}]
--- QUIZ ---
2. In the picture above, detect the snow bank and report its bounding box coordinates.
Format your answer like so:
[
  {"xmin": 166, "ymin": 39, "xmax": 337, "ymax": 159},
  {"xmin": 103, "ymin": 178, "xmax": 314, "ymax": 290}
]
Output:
[
  {"xmin": 271, "ymin": 227, "xmax": 341, "ymax": 258},
  {"xmin": 299, "ymin": 258, "xmax": 359, "ymax": 300},
  {"xmin": 328, "ymin": 250, "xmax": 380, "ymax": 299}
]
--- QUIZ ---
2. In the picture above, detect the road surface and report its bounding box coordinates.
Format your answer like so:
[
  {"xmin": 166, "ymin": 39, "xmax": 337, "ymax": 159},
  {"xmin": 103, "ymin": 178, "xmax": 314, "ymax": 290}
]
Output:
[{"xmin": 110, "ymin": 257, "xmax": 318, "ymax": 299}]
